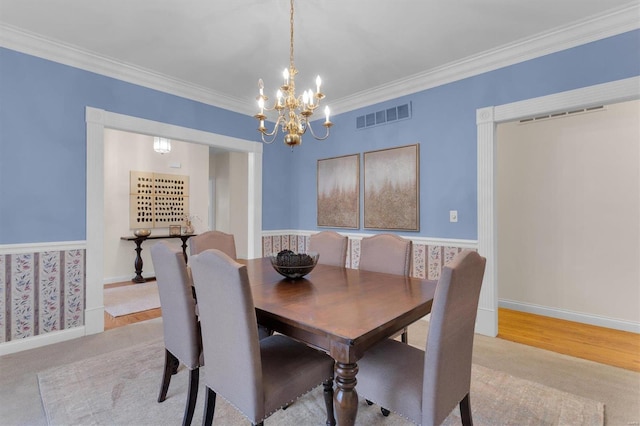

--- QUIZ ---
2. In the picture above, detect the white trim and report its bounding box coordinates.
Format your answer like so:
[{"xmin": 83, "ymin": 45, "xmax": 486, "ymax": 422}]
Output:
[
  {"xmin": 85, "ymin": 107, "xmax": 263, "ymax": 337},
  {"xmin": 499, "ymin": 299, "xmax": 640, "ymax": 334},
  {"xmin": 330, "ymin": 4, "xmax": 640, "ymax": 114},
  {"xmin": 0, "ymin": 240, "xmax": 86, "ymax": 254},
  {"xmin": 0, "ymin": 24, "xmax": 249, "ymax": 116},
  {"xmin": 477, "ymin": 76, "xmax": 640, "ymax": 338},
  {"xmin": 1, "ymin": 4, "xmax": 637, "ymax": 116},
  {"xmin": 0, "ymin": 326, "xmax": 85, "ymax": 356},
  {"xmin": 103, "ymin": 275, "xmax": 142, "ymax": 286},
  {"xmin": 263, "ymin": 230, "xmax": 478, "ymax": 249}
]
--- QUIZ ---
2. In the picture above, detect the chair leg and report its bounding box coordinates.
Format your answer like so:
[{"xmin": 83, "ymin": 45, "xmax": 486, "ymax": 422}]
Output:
[
  {"xmin": 460, "ymin": 393, "xmax": 473, "ymax": 426},
  {"xmin": 202, "ymin": 387, "xmax": 216, "ymax": 426},
  {"xmin": 323, "ymin": 378, "xmax": 336, "ymax": 426},
  {"xmin": 182, "ymin": 368, "xmax": 199, "ymax": 426},
  {"xmin": 158, "ymin": 349, "xmax": 179, "ymax": 403},
  {"xmin": 401, "ymin": 328, "xmax": 408, "ymax": 344}
]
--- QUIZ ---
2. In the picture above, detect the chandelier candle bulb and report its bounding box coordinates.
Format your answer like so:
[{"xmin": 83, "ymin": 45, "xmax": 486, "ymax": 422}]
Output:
[{"xmin": 316, "ymin": 75, "xmax": 321, "ymax": 93}]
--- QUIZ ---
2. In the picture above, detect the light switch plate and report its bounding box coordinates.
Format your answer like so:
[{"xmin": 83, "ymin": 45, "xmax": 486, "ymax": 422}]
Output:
[{"xmin": 449, "ymin": 210, "xmax": 458, "ymax": 223}]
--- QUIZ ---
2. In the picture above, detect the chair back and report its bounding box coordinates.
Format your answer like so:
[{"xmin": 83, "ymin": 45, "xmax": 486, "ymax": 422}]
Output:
[
  {"xmin": 190, "ymin": 249, "xmax": 264, "ymax": 419},
  {"xmin": 150, "ymin": 241, "xmax": 200, "ymax": 369},
  {"xmin": 421, "ymin": 250, "xmax": 486, "ymax": 426},
  {"xmin": 309, "ymin": 231, "xmax": 348, "ymax": 267},
  {"xmin": 359, "ymin": 233, "xmax": 412, "ymax": 275},
  {"xmin": 189, "ymin": 230, "xmax": 237, "ymax": 259}
]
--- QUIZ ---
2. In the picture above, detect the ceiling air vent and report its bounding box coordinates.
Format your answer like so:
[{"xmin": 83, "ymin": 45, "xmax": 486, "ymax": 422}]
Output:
[
  {"xmin": 519, "ymin": 105, "xmax": 605, "ymax": 124},
  {"xmin": 356, "ymin": 102, "xmax": 412, "ymax": 130}
]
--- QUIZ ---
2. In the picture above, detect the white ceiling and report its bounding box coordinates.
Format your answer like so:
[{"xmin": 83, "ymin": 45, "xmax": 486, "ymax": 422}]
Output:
[{"xmin": 0, "ymin": 1, "xmax": 637, "ymax": 115}]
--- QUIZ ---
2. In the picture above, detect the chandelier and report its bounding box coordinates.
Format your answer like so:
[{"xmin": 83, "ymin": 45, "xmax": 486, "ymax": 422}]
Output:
[
  {"xmin": 254, "ymin": 0, "xmax": 332, "ymax": 148},
  {"xmin": 153, "ymin": 136, "xmax": 171, "ymax": 154}
]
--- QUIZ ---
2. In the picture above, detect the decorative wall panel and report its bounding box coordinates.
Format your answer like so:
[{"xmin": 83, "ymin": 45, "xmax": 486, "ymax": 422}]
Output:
[
  {"xmin": 0, "ymin": 249, "xmax": 85, "ymax": 344},
  {"xmin": 129, "ymin": 171, "xmax": 190, "ymax": 229},
  {"xmin": 262, "ymin": 234, "xmax": 466, "ymax": 279}
]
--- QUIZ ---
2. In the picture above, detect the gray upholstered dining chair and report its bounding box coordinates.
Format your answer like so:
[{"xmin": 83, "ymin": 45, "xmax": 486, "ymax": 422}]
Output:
[
  {"xmin": 357, "ymin": 250, "xmax": 486, "ymax": 425},
  {"xmin": 189, "ymin": 230, "xmax": 237, "ymax": 258},
  {"xmin": 190, "ymin": 249, "xmax": 336, "ymax": 426},
  {"xmin": 359, "ymin": 233, "xmax": 412, "ymax": 276},
  {"xmin": 150, "ymin": 241, "xmax": 202, "ymax": 426},
  {"xmin": 359, "ymin": 233, "xmax": 412, "ymax": 343},
  {"xmin": 309, "ymin": 230, "xmax": 349, "ymax": 267},
  {"xmin": 188, "ymin": 229, "xmax": 271, "ymax": 340}
]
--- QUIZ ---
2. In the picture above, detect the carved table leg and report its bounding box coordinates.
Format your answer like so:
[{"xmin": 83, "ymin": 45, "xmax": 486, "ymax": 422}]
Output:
[
  {"xmin": 132, "ymin": 237, "xmax": 145, "ymax": 283},
  {"xmin": 180, "ymin": 235, "xmax": 190, "ymax": 263},
  {"xmin": 334, "ymin": 362, "xmax": 358, "ymax": 426}
]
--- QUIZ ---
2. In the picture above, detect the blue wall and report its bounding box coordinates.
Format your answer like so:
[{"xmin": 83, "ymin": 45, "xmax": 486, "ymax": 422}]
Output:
[
  {"xmin": 0, "ymin": 48, "xmax": 257, "ymax": 244},
  {"xmin": 1, "ymin": 30, "xmax": 639, "ymax": 244},
  {"xmin": 262, "ymin": 29, "xmax": 640, "ymax": 239}
]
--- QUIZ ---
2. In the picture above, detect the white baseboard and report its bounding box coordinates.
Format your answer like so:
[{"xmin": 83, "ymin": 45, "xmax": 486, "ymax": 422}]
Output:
[
  {"xmin": 0, "ymin": 327, "xmax": 86, "ymax": 356},
  {"xmin": 84, "ymin": 306, "xmax": 105, "ymax": 335},
  {"xmin": 475, "ymin": 307, "xmax": 498, "ymax": 337},
  {"xmin": 103, "ymin": 275, "xmax": 136, "ymax": 285},
  {"xmin": 499, "ymin": 299, "xmax": 640, "ymax": 334},
  {"xmin": 103, "ymin": 270, "xmax": 155, "ymax": 286}
]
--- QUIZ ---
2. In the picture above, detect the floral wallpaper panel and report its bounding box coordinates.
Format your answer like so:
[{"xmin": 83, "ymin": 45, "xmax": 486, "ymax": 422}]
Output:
[{"xmin": 0, "ymin": 249, "xmax": 85, "ymax": 344}]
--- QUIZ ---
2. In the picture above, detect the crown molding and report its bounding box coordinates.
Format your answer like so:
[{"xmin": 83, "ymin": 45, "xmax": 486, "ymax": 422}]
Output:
[
  {"xmin": 330, "ymin": 3, "xmax": 640, "ymax": 114},
  {"xmin": 1, "ymin": 3, "xmax": 638, "ymax": 117},
  {"xmin": 0, "ymin": 23, "xmax": 251, "ymax": 115}
]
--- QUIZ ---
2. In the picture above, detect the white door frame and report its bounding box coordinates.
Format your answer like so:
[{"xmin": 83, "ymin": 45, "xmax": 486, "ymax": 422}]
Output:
[
  {"xmin": 85, "ymin": 107, "xmax": 263, "ymax": 334},
  {"xmin": 475, "ymin": 76, "xmax": 640, "ymax": 336}
]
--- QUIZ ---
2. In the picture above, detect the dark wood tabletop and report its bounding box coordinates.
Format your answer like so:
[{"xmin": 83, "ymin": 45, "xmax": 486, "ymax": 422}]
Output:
[{"xmin": 242, "ymin": 257, "xmax": 437, "ymax": 426}]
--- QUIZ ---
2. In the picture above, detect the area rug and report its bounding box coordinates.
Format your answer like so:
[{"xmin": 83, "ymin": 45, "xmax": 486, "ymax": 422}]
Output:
[
  {"xmin": 37, "ymin": 338, "xmax": 604, "ymax": 425},
  {"xmin": 103, "ymin": 282, "xmax": 160, "ymax": 317}
]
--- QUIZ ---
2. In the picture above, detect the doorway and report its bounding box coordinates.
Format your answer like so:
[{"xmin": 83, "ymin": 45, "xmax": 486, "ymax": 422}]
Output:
[
  {"xmin": 85, "ymin": 107, "xmax": 263, "ymax": 335},
  {"xmin": 475, "ymin": 76, "xmax": 640, "ymax": 337}
]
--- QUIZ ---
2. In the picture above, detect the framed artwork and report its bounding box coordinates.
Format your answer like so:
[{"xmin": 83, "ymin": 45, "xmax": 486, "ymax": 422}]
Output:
[
  {"xmin": 364, "ymin": 144, "xmax": 419, "ymax": 230},
  {"xmin": 317, "ymin": 154, "xmax": 360, "ymax": 228},
  {"xmin": 169, "ymin": 225, "xmax": 181, "ymax": 236},
  {"xmin": 129, "ymin": 171, "xmax": 190, "ymax": 229}
]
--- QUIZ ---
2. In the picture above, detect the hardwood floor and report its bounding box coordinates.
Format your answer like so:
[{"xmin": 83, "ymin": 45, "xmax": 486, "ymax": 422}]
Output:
[
  {"xmin": 104, "ymin": 307, "xmax": 162, "ymax": 331},
  {"xmin": 498, "ymin": 308, "xmax": 640, "ymax": 372},
  {"xmin": 103, "ymin": 284, "xmax": 639, "ymax": 372}
]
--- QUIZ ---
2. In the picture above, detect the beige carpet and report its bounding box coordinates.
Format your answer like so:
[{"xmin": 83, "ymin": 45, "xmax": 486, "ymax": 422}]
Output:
[
  {"xmin": 103, "ymin": 282, "xmax": 160, "ymax": 317},
  {"xmin": 37, "ymin": 339, "xmax": 604, "ymax": 426}
]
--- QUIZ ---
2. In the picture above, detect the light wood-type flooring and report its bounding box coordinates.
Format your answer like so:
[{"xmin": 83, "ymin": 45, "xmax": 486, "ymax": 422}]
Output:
[
  {"xmin": 104, "ymin": 282, "xmax": 639, "ymax": 372},
  {"xmin": 498, "ymin": 308, "xmax": 639, "ymax": 372}
]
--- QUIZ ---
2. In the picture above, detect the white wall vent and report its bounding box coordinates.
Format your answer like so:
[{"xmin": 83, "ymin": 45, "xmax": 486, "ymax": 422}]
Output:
[
  {"xmin": 356, "ymin": 102, "xmax": 412, "ymax": 130},
  {"xmin": 519, "ymin": 105, "xmax": 605, "ymax": 124}
]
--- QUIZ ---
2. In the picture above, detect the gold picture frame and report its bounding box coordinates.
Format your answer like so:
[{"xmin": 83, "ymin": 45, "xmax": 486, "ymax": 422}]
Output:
[{"xmin": 169, "ymin": 225, "xmax": 181, "ymax": 236}]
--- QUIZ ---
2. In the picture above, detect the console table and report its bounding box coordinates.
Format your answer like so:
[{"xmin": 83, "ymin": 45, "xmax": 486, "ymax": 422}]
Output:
[{"xmin": 120, "ymin": 234, "xmax": 196, "ymax": 283}]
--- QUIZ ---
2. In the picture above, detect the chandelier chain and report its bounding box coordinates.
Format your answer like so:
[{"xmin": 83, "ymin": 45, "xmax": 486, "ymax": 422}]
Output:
[{"xmin": 289, "ymin": 0, "xmax": 295, "ymax": 69}]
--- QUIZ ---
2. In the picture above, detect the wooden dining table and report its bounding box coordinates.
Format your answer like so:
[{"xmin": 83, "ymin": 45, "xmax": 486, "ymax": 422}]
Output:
[{"xmin": 241, "ymin": 257, "xmax": 438, "ymax": 426}]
